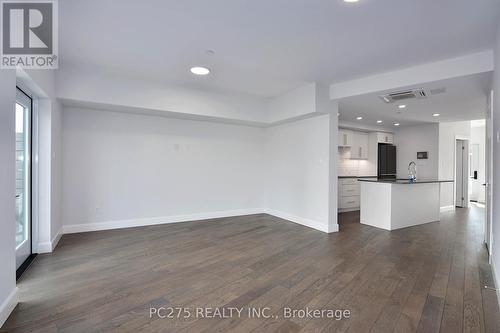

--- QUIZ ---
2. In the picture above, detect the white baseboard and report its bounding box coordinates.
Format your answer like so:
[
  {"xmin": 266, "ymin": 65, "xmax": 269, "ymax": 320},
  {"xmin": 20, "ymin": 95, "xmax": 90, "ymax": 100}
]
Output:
[
  {"xmin": 0, "ymin": 287, "xmax": 18, "ymax": 328},
  {"xmin": 62, "ymin": 208, "xmax": 265, "ymax": 234},
  {"xmin": 37, "ymin": 227, "xmax": 63, "ymax": 253},
  {"xmin": 37, "ymin": 242, "xmax": 52, "ymax": 254},
  {"xmin": 440, "ymin": 205, "xmax": 455, "ymax": 212},
  {"xmin": 265, "ymin": 209, "xmax": 337, "ymax": 233},
  {"xmin": 60, "ymin": 208, "xmax": 338, "ymax": 235},
  {"xmin": 327, "ymin": 223, "xmax": 340, "ymax": 233},
  {"xmin": 491, "ymin": 257, "xmax": 500, "ymax": 309},
  {"xmin": 51, "ymin": 228, "xmax": 63, "ymax": 250}
]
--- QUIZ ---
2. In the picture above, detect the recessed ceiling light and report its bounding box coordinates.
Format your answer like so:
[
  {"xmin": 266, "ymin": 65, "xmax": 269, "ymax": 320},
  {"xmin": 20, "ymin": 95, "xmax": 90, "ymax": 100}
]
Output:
[
  {"xmin": 343, "ymin": 0, "xmax": 359, "ymax": 2},
  {"xmin": 190, "ymin": 66, "xmax": 210, "ymax": 75},
  {"xmin": 398, "ymin": 105, "xmax": 406, "ymax": 109},
  {"xmin": 433, "ymin": 113, "xmax": 440, "ymax": 117},
  {"xmin": 356, "ymin": 116, "xmax": 363, "ymax": 120},
  {"xmin": 394, "ymin": 123, "xmax": 400, "ymax": 126},
  {"xmin": 377, "ymin": 120, "xmax": 383, "ymax": 124}
]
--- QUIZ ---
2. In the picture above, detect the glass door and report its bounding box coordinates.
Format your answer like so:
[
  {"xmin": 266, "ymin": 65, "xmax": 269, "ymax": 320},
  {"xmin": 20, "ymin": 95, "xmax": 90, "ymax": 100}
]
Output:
[{"xmin": 15, "ymin": 87, "xmax": 32, "ymax": 271}]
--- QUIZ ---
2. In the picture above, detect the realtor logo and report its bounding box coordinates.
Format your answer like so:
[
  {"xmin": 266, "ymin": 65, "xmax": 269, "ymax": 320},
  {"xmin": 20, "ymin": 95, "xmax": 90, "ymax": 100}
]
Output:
[{"xmin": 1, "ymin": 0, "xmax": 58, "ymax": 68}]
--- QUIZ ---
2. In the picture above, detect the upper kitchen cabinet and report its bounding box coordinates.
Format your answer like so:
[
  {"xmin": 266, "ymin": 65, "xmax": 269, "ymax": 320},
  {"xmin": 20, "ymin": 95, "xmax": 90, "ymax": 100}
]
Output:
[
  {"xmin": 377, "ymin": 132, "xmax": 394, "ymax": 144},
  {"xmin": 338, "ymin": 129, "xmax": 353, "ymax": 147},
  {"xmin": 351, "ymin": 131, "xmax": 369, "ymax": 159}
]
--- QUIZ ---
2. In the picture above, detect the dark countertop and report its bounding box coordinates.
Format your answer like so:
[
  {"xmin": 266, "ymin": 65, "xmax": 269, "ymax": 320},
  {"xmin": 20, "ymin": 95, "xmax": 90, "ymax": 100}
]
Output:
[
  {"xmin": 338, "ymin": 176, "xmax": 378, "ymax": 179},
  {"xmin": 358, "ymin": 179, "xmax": 454, "ymax": 184}
]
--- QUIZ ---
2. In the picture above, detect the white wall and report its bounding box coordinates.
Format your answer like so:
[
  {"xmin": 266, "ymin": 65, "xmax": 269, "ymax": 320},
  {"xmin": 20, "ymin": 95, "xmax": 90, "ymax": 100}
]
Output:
[
  {"xmin": 0, "ymin": 71, "xmax": 17, "ymax": 327},
  {"xmin": 61, "ymin": 108, "xmax": 266, "ymax": 231},
  {"xmin": 328, "ymin": 109, "xmax": 339, "ymax": 231},
  {"xmin": 56, "ymin": 68, "xmax": 269, "ymax": 125},
  {"xmin": 267, "ymin": 83, "xmax": 317, "ymax": 123},
  {"xmin": 61, "ymin": 107, "xmax": 339, "ymax": 234},
  {"xmin": 492, "ymin": 22, "xmax": 500, "ymax": 294},
  {"xmin": 394, "ymin": 124, "xmax": 439, "ymax": 180},
  {"xmin": 265, "ymin": 114, "xmax": 336, "ymax": 232},
  {"xmin": 470, "ymin": 124, "xmax": 486, "ymax": 203},
  {"xmin": 438, "ymin": 121, "xmax": 472, "ymax": 208}
]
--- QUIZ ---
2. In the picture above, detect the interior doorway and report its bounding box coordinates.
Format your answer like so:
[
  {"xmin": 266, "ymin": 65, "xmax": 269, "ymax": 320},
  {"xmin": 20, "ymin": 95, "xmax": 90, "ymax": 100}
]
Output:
[
  {"xmin": 15, "ymin": 87, "xmax": 35, "ymax": 279},
  {"xmin": 455, "ymin": 139, "xmax": 469, "ymax": 208}
]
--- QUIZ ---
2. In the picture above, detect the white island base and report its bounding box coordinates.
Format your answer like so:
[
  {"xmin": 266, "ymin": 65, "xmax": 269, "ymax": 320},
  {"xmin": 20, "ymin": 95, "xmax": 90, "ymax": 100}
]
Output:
[{"xmin": 360, "ymin": 181, "xmax": 443, "ymax": 231}]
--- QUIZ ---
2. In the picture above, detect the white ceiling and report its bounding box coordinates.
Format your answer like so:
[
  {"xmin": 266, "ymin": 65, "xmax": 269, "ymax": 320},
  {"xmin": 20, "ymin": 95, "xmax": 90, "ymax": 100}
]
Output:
[
  {"xmin": 59, "ymin": 0, "xmax": 500, "ymax": 97},
  {"xmin": 338, "ymin": 72, "xmax": 492, "ymax": 127}
]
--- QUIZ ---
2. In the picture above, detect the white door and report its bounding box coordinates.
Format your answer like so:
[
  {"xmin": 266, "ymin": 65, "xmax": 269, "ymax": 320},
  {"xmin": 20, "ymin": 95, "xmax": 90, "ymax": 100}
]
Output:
[
  {"xmin": 15, "ymin": 88, "xmax": 32, "ymax": 270},
  {"xmin": 456, "ymin": 140, "xmax": 464, "ymax": 207},
  {"xmin": 485, "ymin": 90, "xmax": 494, "ymax": 253},
  {"xmin": 469, "ymin": 143, "xmax": 480, "ymax": 201},
  {"xmin": 455, "ymin": 140, "xmax": 469, "ymax": 208}
]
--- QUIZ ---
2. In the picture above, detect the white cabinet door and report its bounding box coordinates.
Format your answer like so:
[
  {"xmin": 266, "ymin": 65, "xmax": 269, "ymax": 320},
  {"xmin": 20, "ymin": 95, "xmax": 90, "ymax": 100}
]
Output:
[
  {"xmin": 387, "ymin": 133, "xmax": 394, "ymax": 144},
  {"xmin": 342, "ymin": 184, "xmax": 360, "ymax": 196},
  {"xmin": 358, "ymin": 132, "xmax": 369, "ymax": 159},
  {"xmin": 339, "ymin": 178, "xmax": 358, "ymax": 185},
  {"xmin": 338, "ymin": 129, "xmax": 353, "ymax": 147},
  {"xmin": 351, "ymin": 132, "xmax": 369, "ymax": 159},
  {"xmin": 350, "ymin": 132, "xmax": 359, "ymax": 158},
  {"xmin": 377, "ymin": 132, "xmax": 394, "ymax": 144},
  {"xmin": 340, "ymin": 196, "xmax": 360, "ymax": 209},
  {"xmin": 338, "ymin": 178, "xmax": 361, "ymax": 211}
]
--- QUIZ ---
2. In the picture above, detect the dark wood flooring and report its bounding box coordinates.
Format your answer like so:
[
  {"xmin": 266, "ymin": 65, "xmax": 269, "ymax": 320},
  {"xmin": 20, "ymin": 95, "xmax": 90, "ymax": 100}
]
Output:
[{"xmin": 2, "ymin": 206, "xmax": 499, "ymax": 332}]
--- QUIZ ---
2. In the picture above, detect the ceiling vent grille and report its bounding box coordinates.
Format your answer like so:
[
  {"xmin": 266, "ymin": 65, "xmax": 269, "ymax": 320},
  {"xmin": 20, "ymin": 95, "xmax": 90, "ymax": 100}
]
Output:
[
  {"xmin": 430, "ymin": 87, "xmax": 446, "ymax": 95},
  {"xmin": 379, "ymin": 89, "xmax": 427, "ymax": 103}
]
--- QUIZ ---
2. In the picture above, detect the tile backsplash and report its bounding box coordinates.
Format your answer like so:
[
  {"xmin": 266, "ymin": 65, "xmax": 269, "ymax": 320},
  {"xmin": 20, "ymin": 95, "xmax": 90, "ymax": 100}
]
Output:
[{"xmin": 338, "ymin": 147, "xmax": 376, "ymax": 177}]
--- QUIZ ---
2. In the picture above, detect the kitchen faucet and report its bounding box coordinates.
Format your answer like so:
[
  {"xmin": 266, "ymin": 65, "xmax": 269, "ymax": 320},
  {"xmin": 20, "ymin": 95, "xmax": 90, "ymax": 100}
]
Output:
[{"xmin": 408, "ymin": 161, "xmax": 417, "ymax": 181}]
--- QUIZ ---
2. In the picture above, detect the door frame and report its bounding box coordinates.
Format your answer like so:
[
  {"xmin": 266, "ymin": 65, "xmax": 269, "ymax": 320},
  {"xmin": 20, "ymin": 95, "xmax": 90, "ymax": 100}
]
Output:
[
  {"xmin": 16, "ymin": 74, "xmax": 43, "ymax": 256},
  {"xmin": 486, "ymin": 90, "xmax": 494, "ymax": 256},
  {"xmin": 454, "ymin": 137, "xmax": 470, "ymax": 208},
  {"xmin": 15, "ymin": 86, "xmax": 37, "ymax": 280}
]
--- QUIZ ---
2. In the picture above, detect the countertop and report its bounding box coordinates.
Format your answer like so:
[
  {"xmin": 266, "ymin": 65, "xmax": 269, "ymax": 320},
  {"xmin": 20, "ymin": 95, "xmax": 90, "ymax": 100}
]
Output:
[
  {"xmin": 358, "ymin": 179, "xmax": 454, "ymax": 184},
  {"xmin": 338, "ymin": 176, "xmax": 377, "ymax": 179}
]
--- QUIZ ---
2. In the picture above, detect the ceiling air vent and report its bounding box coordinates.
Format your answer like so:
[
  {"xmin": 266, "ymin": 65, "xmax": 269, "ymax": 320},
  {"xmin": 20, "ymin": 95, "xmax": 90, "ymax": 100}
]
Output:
[
  {"xmin": 430, "ymin": 87, "xmax": 446, "ymax": 95},
  {"xmin": 379, "ymin": 89, "xmax": 427, "ymax": 103}
]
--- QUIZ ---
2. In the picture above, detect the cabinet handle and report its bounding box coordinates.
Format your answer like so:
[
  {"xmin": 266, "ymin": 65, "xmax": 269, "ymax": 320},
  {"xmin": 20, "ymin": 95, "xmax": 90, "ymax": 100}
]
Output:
[
  {"xmin": 359, "ymin": 147, "xmax": 362, "ymax": 157},
  {"xmin": 343, "ymin": 134, "xmax": 347, "ymax": 145},
  {"xmin": 347, "ymin": 201, "xmax": 355, "ymax": 204}
]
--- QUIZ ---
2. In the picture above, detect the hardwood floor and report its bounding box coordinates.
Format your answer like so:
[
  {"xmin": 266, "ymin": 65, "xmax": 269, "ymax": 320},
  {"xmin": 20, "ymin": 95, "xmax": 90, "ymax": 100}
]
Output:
[{"xmin": 2, "ymin": 207, "xmax": 499, "ymax": 332}]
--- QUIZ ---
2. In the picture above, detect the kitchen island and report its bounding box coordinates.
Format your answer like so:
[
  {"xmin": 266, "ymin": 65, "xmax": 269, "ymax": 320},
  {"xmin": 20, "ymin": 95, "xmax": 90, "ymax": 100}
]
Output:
[{"xmin": 359, "ymin": 179, "xmax": 453, "ymax": 231}]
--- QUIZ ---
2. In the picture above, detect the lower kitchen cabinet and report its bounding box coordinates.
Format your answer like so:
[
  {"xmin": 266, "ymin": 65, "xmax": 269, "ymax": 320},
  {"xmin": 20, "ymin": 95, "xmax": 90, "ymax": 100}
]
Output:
[{"xmin": 338, "ymin": 177, "xmax": 376, "ymax": 212}]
